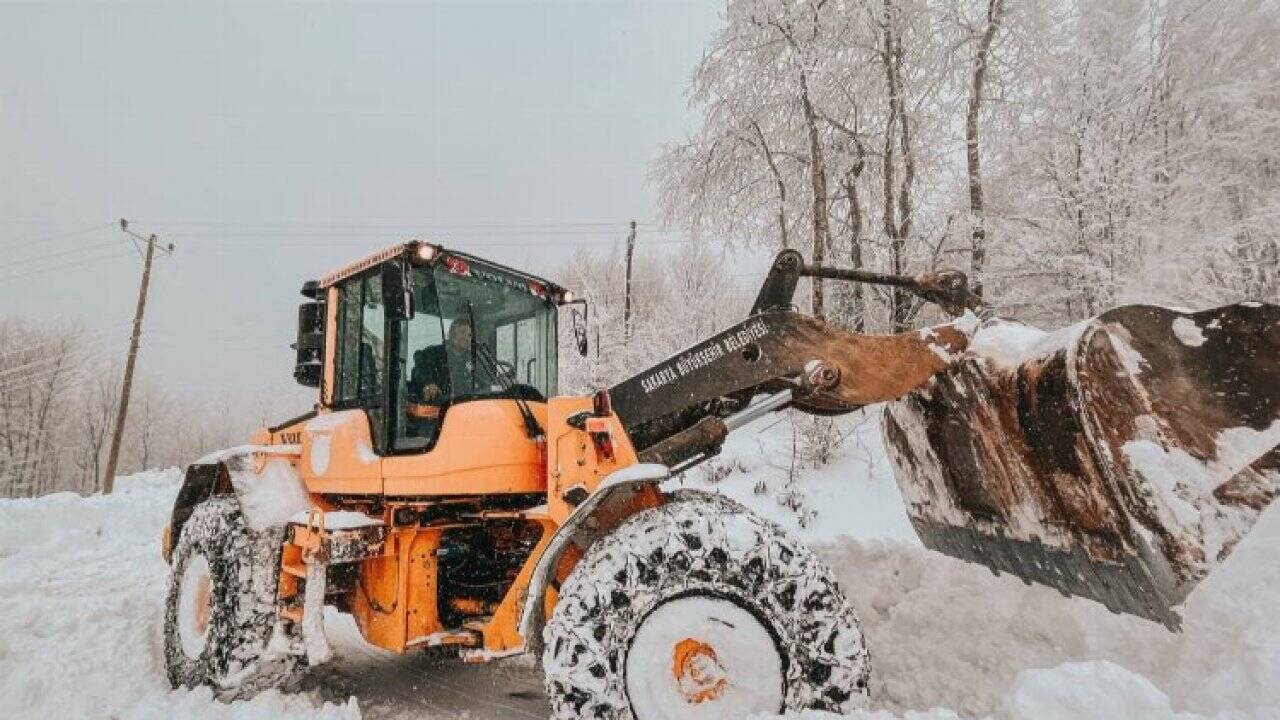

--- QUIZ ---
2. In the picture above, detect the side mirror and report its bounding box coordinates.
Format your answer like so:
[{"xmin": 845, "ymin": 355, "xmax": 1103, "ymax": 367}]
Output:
[
  {"xmin": 293, "ymin": 300, "xmax": 324, "ymax": 387},
  {"xmin": 382, "ymin": 261, "xmax": 413, "ymax": 320},
  {"xmin": 571, "ymin": 306, "xmax": 589, "ymax": 357}
]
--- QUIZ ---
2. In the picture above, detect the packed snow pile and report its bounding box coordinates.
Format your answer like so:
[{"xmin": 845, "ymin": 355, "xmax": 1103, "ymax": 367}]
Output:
[
  {"xmin": 0, "ymin": 470, "xmax": 358, "ymax": 720},
  {"xmin": 1, "ymin": 409, "xmax": 1276, "ymax": 719},
  {"xmin": 675, "ymin": 408, "xmax": 1280, "ymax": 720},
  {"xmin": 668, "ymin": 408, "xmax": 920, "ymax": 545}
]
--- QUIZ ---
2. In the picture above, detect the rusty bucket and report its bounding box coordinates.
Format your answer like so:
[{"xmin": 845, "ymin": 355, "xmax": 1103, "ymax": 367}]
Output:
[{"xmin": 884, "ymin": 302, "xmax": 1279, "ymax": 627}]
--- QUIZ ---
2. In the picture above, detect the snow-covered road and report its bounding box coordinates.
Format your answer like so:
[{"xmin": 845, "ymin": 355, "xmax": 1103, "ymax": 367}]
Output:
[
  {"xmin": 311, "ymin": 615, "xmax": 549, "ymax": 719},
  {"xmin": 2, "ymin": 432, "xmax": 1277, "ymax": 719}
]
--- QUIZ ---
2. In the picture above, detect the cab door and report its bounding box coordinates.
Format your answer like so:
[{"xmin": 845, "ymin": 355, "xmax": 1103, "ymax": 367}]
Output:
[{"xmin": 305, "ymin": 270, "xmax": 386, "ymax": 494}]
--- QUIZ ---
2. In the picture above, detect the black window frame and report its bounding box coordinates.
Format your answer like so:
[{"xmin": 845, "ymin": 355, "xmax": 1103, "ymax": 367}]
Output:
[
  {"xmin": 330, "ymin": 267, "xmax": 394, "ymax": 454},
  {"xmin": 389, "ymin": 265, "xmax": 444, "ymax": 455}
]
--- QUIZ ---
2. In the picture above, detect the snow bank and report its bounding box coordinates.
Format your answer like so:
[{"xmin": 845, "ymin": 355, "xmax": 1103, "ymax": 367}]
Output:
[
  {"xmin": 813, "ymin": 497, "xmax": 1280, "ymax": 720},
  {"xmin": 665, "ymin": 408, "xmax": 920, "ymax": 545},
  {"xmin": 679, "ymin": 408, "xmax": 1279, "ymax": 720},
  {"xmin": 0, "ymin": 470, "xmax": 358, "ymax": 720},
  {"xmin": 737, "ymin": 500, "xmax": 1278, "ymax": 720},
  {"xmin": 1004, "ymin": 661, "xmax": 1195, "ymax": 720}
]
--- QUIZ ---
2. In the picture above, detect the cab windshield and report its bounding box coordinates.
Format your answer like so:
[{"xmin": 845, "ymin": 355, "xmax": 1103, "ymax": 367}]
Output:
[{"xmin": 395, "ymin": 260, "xmax": 557, "ymax": 451}]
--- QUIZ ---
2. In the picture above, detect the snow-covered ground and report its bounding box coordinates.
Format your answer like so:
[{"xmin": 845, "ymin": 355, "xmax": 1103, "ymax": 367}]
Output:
[
  {"xmin": 0, "ymin": 471, "xmax": 359, "ymax": 720},
  {"xmin": 1, "ymin": 410, "xmax": 1276, "ymax": 719}
]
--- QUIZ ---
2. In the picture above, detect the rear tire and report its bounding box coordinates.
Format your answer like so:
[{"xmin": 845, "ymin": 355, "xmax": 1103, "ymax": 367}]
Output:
[
  {"xmin": 163, "ymin": 496, "xmax": 302, "ymax": 698},
  {"xmin": 542, "ymin": 490, "xmax": 870, "ymax": 719}
]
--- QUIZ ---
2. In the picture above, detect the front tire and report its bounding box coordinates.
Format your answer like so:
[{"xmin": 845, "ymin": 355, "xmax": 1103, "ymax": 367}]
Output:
[
  {"xmin": 163, "ymin": 496, "xmax": 302, "ymax": 698},
  {"xmin": 542, "ymin": 491, "xmax": 870, "ymax": 719}
]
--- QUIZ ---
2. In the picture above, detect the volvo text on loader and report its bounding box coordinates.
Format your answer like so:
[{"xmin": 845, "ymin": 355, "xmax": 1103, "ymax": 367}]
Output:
[{"xmin": 160, "ymin": 241, "xmax": 1279, "ymax": 719}]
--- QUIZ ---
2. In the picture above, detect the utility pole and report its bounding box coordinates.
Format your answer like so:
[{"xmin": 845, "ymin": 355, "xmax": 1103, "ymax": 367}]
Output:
[
  {"xmin": 623, "ymin": 220, "xmax": 637, "ymax": 341},
  {"xmin": 103, "ymin": 219, "xmax": 172, "ymax": 494}
]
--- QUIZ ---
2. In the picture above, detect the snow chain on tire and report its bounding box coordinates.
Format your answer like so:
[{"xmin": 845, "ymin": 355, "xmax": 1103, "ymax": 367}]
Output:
[
  {"xmin": 542, "ymin": 489, "xmax": 870, "ymax": 718},
  {"xmin": 163, "ymin": 496, "xmax": 302, "ymax": 698}
]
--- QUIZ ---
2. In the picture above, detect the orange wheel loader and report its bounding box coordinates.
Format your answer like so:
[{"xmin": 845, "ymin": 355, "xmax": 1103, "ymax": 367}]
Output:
[{"xmin": 159, "ymin": 242, "xmax": 1279, "ymax": 719}]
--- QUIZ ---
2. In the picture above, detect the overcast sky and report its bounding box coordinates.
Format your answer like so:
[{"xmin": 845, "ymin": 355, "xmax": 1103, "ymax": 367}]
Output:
[{"xmin": 0, "ymin": 0, "xmax": 723, "ymax": 409}]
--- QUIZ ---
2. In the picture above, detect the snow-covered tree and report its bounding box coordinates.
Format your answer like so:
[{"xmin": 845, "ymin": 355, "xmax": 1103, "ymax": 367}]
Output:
[
  {"xmin": 657, "ymin": 0, "xmax": 1280, "ymax": 328},
  {"xmin": 0, "ymin": 317, "xmax": 275, "ymax": 497}
]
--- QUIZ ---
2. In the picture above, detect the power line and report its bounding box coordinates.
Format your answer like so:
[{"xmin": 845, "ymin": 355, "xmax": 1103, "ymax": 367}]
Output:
[
  {"xmin": 168, "ymin": 236, "xmax": 691, "ymax": 249},
  {"xmin": 0, "ymin": 364, "xmax": 111, "ymax": 396},
  {"xmin": 0, "ymin": 359, "xmax": 104, "ymax": 394},
  {"xmin": 0, "ymin": 239, "xmax": 125, "ymax": 270},
  {"xmin": 0, "ymin": 330, "xmax": 127, "ymax": 379},
  {"xmin": 0, "ymin": 319, "xmax": 137, "ymax": 362},
  {"xmin": 109, "ymin": 218, "xmax": 687, "ymax": 243},
  {"xmin": 133, "ymin": 219, "xmax": 662, "ymax": 229},
  {"xmin": 0, "ymin": 220, "xmax": 695, "ymax": 269},
  {"xmin": 0, "ymin": 222, "xmax": 113, "ymax": 251},
  {"xmin": 0, "ymin": 247, "xmax": 136, "ymax": 283},
  {"xmin": 0, "ymin": 342, "xmax": 125, "ymax": 393},
  {"xmin": 144, "ymin": 229, "xmax": 685, "ymax": 240}
]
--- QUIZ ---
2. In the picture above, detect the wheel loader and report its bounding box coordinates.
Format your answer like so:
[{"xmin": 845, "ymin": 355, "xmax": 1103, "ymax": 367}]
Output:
[{"xmin": 160, "ymin": 240, "xmax": 1280, "ymax": 719}]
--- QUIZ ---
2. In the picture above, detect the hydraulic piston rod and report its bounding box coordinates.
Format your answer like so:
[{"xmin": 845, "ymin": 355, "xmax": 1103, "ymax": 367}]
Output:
[
  {"xmin": 724, "ymin": 389, "xmax": 794, "ymax": 432},
  {"xmin": 751, "ymin": 249, "xmax": 983, "ymax": 316}
]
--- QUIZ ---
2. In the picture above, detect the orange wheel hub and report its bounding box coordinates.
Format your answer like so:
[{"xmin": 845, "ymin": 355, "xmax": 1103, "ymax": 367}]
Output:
[
  {"xmin": 193, "ymin": 574, "xmax": 212, "ymax": 636},
  {"xmin": 671, "ymin": 638, "xmax": 728, "ymax": 704}
]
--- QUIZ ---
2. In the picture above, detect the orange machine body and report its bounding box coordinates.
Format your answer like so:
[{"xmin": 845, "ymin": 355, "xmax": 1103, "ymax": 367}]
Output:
[
  {"xmin": 250, "ymin": 243, "xmax": 651, "ymax": 659},
  {"xmin": 257, "ymin": 395, "xmax": 647, "ymax": 657}
]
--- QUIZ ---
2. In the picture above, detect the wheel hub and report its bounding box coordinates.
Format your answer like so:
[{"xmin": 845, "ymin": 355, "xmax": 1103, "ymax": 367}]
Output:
[
  {"xmin": 671, "ymin": 638, "xmax": 728, "ymax": 703},
  {"xmin": 177, "ymin": 554, "xmax": 213, "ymax": 659},
  {"xmin": 626, "ymin": 596, "xmax": 784, "ymax": 720},
  {"xmin": 193, "ymin": 576, "xmax": 211, "ymax": 635}
]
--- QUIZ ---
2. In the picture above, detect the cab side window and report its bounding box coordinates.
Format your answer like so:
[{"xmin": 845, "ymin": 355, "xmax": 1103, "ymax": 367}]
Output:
[
  {"xmin": 395, "ymin": 289, "xmax": 446, "ymax": 451},
  {"xmin": 334, "ymin": 272, "xmax": 386, "ymax": 447},
  {"xmin": 496, "ymin": 317, "xmax": 542, "ymax": 386}
]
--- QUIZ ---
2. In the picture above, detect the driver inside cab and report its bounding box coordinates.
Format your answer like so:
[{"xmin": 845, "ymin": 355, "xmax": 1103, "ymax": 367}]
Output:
[{"xmin": 405, "ymin": 318, "xmax": 492, "ymax": 423}]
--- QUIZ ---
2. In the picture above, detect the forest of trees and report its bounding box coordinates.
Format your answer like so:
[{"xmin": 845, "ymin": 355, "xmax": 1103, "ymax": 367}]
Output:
[
  {"xmin": 0, "ymin": 317, "xmax": 285, "ymax": 498},
  {"xmin": 653, "ymin": 0, "xmax": 1280, "ymax": 330}
]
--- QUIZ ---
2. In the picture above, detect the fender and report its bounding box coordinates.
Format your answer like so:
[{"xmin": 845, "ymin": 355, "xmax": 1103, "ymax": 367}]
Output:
[
  {"xmin": 162, "ymin": 444, "xmax": 308, "ymax": 563},
  {"xmin": 518, "ymin": 463, "xmax": 670, "ymax": 654}
]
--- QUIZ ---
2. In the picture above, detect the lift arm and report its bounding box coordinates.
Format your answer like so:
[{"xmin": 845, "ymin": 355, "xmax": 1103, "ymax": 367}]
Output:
[{"xmin": 607, "ymin": 251, "xmax": 976, "ymax": 468}]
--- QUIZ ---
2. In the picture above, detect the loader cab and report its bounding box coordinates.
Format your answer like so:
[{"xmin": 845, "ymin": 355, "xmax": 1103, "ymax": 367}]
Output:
[{"xmin": 306, "ymin": 242, "xmax": 568, "ymax": 456}]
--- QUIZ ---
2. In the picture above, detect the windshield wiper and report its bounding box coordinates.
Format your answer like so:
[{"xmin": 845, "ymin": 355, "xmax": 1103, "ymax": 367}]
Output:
[
  {"xmin": 474, "ymin": 342, "xmax": 545, "ymax": 441},
  {"xmin": 466, "ymin": 303, "xmax": 479, "ymax": 389},
  {"xmin": 464, "ymin": 303, "xmax": 543, "ymax": 440}
]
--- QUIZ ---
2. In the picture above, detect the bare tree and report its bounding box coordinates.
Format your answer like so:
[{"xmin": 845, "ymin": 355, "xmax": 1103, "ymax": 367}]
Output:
[
  {"xmin": 965, "ymin": 0, "xmax": 1005, "ymax": 297},
  {"xmin": 0, "ymin": 321, "xmax": 83, "ymax": 497},
  {"xmin": 0, "ymin": 317, "xmax": 291, "ymax": 497},
  {"xmin": 74, "ymin": 367, "xmax": 120, "ymax": 493},
  {"xmin": 750, "ymin": 119, "xmax": 792, "ymax": 250},
  {"xmin": 878, "ymin": 0, "xmax": 916, "ymax": 330}
]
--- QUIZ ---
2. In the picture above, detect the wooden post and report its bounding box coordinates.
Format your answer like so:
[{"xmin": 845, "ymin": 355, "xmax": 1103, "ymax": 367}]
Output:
[
  {"xmin": 103, "ymin": 222, "xmax": 157, "ymax": 494},
  {"xmin": 623, "ymin": 220, "xmax": 637, "ymax": 341}
]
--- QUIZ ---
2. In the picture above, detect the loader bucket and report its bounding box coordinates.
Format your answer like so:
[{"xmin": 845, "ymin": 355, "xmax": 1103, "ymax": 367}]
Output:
[{"xmin": 883, "ymin": 302, "xmax": 1280, "ymax": 628}]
